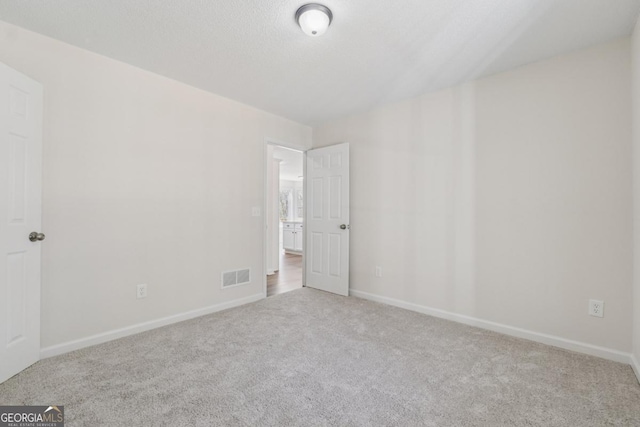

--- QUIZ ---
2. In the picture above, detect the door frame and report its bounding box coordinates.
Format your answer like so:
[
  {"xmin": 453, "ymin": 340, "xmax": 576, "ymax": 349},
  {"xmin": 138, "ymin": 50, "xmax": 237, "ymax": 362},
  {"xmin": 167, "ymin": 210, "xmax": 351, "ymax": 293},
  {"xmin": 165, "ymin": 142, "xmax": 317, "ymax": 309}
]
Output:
[{"xmin": 262, "ymin": 137, "xmax": 307, "ymax": 298}]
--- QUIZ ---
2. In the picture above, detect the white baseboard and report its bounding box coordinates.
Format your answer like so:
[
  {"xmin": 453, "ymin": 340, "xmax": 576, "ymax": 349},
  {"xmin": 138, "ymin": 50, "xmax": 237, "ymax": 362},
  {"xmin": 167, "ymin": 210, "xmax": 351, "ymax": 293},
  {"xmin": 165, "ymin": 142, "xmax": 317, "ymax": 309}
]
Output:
[
  {"xmin": 631, "ymin": 354, "xmax": 640, "ymax": 384},
  {"xmin": 40, "ymin": 293, "xmax": 264, "ymax": 359},
  {"xmin": 350, "ymin": 289, "xmax": 631, "ymax": 365}
]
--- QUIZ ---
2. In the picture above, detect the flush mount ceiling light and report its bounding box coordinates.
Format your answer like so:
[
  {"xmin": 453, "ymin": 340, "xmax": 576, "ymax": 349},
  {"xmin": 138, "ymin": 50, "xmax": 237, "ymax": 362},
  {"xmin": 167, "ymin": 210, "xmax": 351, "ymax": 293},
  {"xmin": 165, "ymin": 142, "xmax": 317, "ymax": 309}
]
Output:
[{"xmin": 295, "ymin": 4, "xmax": 333, "ymax": 37}]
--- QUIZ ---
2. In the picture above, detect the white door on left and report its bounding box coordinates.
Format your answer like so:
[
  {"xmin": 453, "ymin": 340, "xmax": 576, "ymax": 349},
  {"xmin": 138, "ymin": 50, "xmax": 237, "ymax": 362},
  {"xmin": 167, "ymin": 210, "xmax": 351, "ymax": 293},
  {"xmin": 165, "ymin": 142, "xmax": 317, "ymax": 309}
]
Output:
[{"xmin": 0, "ymin": 62, "xmax": 43, "ymax": 383}]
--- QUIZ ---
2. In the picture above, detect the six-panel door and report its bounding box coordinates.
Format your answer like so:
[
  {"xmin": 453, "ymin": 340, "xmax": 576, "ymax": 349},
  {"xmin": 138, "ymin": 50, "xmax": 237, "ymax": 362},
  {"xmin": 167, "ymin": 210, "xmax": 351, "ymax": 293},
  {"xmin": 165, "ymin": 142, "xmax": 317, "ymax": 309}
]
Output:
[
  {"xmin": 304, "ymin": 143, "xmax": 349, "ymax": 296},
  {"xmin": 0, "ymin": 62, "xmax": 43, "ymax": 383}
]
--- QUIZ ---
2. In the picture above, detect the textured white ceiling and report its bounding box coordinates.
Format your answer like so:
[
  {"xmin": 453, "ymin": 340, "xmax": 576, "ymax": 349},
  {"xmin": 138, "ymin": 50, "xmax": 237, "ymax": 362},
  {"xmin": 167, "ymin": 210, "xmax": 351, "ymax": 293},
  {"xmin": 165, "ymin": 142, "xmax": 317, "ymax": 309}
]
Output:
[{"xmin": 0, "ymin": 0, "xmax": 639, "ymax": 125}]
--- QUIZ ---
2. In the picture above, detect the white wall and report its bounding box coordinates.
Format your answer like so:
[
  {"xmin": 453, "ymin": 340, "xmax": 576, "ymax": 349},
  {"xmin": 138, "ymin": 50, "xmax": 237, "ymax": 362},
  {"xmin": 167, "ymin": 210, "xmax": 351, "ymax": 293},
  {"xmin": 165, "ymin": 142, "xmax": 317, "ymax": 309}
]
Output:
[
  {"xmin": 280, "ymin": 180, "xmax": 303, "ymax": 222},
  {"xmin": 266, "ymin": 151, "xmax": 280, "ymax": 275},
  {"xmin": 281, "ymin": 180, "xmax": 303, "ymax": 190},
  {"xmin": 314, "ymin": 38, "xmax": 633, "ymax": 353},
  {"xmin": 0, "ymin": 21, "xmax": 312, "ymax": 349},
  {"xmin": 632, "ymin": 17, "xmax": 640, "ymax": 374},
  {"xmin": 0, "ymin": 18, "xmax": 634, "ymax": 360}
]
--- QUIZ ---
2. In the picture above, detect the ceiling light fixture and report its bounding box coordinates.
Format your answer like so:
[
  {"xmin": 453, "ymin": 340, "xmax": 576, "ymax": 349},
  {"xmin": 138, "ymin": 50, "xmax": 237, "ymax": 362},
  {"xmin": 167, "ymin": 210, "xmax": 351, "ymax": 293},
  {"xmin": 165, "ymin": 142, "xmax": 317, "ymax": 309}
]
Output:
[{"xmin": 295, "ymin": 4, "xmax": 333, "ymax": 37}]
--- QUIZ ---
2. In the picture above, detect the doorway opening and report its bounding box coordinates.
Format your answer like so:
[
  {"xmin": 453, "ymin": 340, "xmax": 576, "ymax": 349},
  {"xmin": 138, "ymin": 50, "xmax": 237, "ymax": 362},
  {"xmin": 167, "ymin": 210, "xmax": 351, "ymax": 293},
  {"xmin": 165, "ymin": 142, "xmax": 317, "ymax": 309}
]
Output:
[{"xmin": 265, "ymin": 143, "xmax": 304, "ymax": 297}]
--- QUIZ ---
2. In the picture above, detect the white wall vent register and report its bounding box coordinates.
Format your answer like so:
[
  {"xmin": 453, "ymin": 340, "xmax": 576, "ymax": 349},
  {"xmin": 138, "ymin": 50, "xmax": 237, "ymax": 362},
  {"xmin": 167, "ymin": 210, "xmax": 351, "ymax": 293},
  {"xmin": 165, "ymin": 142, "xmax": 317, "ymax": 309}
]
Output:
[{"xmin": 221, "ymin": 269, "xmax": 251, "ymax": 289}]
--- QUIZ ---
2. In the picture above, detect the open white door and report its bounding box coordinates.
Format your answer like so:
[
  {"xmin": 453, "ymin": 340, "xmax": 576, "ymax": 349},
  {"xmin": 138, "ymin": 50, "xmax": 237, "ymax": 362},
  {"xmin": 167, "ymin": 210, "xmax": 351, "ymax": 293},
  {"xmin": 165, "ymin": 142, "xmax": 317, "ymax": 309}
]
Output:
[
  {"xmin": 0, "ymin": 62, "xmax": 43, "ymax": 383},
  {"xmin": 305, "ymin": 143, "xmax": 349, "ymax": 296}
]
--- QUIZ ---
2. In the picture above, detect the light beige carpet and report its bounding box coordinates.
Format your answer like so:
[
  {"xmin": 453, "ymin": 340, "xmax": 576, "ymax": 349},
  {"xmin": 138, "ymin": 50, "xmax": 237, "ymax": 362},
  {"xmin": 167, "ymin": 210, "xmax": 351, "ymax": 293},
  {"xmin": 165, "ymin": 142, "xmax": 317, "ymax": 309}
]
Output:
[{"xmin": 1, "ymin": 288, "xmax": 639, "ymax": 426}]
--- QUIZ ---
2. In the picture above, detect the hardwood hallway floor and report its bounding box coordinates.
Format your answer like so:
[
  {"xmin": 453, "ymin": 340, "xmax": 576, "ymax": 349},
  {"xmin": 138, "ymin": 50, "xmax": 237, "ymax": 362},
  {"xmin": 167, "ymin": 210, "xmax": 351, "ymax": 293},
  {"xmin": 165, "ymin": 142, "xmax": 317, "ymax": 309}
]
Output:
[{"xmin": 267, "ymin": 253, "xmax": 302, "ymax": 297}]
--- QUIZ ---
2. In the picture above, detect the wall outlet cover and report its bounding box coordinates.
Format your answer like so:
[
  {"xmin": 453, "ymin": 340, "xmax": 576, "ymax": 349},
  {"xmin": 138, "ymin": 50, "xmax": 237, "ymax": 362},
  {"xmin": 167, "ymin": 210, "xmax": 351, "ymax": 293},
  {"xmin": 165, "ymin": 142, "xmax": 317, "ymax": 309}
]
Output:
[
  {"xmin": 137, "ymin": 284, "xmax": 147, "ymax": 299},
  {"xmin": 375, "ymin": 266, "xmax": 383, "ymax": 278},
  {"xmin": 588, "ymin": 299, "xmax": 604, "ymax": 318}
]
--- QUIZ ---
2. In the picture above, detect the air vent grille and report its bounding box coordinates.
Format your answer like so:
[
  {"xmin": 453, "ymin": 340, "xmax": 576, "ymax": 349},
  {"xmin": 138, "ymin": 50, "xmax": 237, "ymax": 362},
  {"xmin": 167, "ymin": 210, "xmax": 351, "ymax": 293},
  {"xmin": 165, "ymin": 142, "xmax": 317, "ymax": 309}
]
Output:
[
  {"xmin": 221, "ymin": 268, "xmax": 251, "ymax": 289},
  {"xmin": 222, "ymin": 271, "xmax": 237, "ymax": 288},
  {"xmin": 237, "ymin": 269, "xmax": 250, "ymax": 284}
]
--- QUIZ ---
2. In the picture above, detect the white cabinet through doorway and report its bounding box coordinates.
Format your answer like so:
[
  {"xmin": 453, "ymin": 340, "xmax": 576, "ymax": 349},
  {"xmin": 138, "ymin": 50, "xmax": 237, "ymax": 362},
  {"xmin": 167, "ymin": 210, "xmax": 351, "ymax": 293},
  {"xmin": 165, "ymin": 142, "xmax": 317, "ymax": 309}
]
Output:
[{"xmin": 283, "ymin": 222, "xmax": 303, "ymax": 253}]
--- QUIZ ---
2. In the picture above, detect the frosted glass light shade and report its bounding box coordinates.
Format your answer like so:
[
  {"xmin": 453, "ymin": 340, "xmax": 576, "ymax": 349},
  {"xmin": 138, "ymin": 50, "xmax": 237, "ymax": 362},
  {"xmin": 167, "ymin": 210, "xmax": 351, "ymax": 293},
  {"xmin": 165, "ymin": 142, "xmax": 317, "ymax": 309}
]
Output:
[{"xmin": 296, "ymin": 4, "xmax": 333, "ymax": 37}]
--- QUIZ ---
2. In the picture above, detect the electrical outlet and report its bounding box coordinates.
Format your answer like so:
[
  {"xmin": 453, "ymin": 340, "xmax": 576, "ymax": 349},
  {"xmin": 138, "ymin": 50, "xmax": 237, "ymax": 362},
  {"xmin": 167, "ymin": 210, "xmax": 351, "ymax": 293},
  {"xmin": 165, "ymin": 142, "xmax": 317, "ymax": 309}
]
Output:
[
  {"xmin": 375, "ymin": 266, "xmax": 383, "ymax": 278},
  {"xmin": 252, "ymin": 206, "xmax": 261, "ymax": 217},
  {"xmin": 137, "ymin": 284, "xmax": 147, "ymax": 299},
  {"xmin": 588, "ymin": 299, "xmax": 604, "ymax": 318}
]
